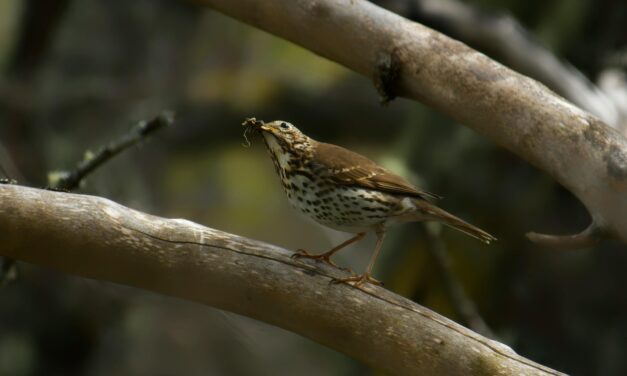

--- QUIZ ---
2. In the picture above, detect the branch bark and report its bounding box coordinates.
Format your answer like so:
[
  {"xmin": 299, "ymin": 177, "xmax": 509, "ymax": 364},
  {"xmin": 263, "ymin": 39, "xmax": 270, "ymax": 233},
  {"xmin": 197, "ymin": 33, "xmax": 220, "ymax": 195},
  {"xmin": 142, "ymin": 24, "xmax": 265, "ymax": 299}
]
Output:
[
  {"xmin": 0, "ymin": 184, "xmax": 563, "ymax": 375},
  {"xmin": 195, "ymin": 0, "xmax": 627, "ymax": 248}
]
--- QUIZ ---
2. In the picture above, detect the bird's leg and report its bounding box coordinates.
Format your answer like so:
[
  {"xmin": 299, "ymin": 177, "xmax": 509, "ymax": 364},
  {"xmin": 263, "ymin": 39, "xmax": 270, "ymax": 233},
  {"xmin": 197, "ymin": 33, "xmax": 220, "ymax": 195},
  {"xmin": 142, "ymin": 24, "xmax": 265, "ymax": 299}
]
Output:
[
  {"xmin": 292, "ymin": 232, "xmax": 366, "ymax": 271},
  {"xmin": 332, "ymin": 230, "xmax": 386, "ymax": 287}
]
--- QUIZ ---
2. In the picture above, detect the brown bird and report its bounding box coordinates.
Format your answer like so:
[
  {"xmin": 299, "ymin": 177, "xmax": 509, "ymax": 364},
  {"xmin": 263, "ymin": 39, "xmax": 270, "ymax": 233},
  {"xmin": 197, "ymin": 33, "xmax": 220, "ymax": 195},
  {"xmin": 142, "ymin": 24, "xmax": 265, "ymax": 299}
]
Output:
[{"xmin": 243, "ymin": 118, "xmax": 495, "ymax": 286}]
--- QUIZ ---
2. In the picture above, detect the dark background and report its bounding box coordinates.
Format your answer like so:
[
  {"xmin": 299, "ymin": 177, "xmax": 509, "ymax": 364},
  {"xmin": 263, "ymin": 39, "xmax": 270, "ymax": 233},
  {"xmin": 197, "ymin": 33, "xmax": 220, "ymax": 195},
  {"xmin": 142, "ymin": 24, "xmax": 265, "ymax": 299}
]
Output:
[{"xmin": 0, "ymin": 0, "xmax": 626, "ymax": 375}]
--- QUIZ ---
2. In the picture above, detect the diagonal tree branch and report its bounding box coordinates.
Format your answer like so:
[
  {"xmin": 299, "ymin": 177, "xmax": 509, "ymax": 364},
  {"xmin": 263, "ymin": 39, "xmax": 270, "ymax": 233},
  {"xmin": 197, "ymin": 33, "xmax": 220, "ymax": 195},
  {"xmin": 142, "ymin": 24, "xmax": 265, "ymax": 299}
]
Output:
[
  {"xmin": 0, "ymin": 184, "xmax": 563, "ymax": 375},
  {"xmin": 194, "ymin": 0, "xmax": 627, "ymax": 249},
  {"xmin": 50, "ymin": 111, "xmax": 175, "ymax": 191},
  {"xmin": 372, "ymin": 0, "xmax": 627, "ymax": 132}
]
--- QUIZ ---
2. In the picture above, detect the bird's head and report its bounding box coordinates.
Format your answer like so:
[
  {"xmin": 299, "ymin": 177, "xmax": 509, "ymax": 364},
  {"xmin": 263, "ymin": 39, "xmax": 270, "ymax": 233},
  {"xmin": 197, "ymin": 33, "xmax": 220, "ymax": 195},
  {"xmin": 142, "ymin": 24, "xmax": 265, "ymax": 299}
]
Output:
[{"xmin": 242, "ymin": 118, "xmax": 311, "ymax": 154}]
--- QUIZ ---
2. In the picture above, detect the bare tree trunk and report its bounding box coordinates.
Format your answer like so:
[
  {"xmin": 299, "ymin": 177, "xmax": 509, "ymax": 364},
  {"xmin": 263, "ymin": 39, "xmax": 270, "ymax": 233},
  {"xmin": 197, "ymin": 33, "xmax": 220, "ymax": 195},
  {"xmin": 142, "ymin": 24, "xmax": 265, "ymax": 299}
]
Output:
[
  {"xmin": 0, "ymin": 184, "xmax": 564, "ymax": 375},
  {"xmin": 195, "ymin": 0, "xmax": 627, "ymax": 249}
]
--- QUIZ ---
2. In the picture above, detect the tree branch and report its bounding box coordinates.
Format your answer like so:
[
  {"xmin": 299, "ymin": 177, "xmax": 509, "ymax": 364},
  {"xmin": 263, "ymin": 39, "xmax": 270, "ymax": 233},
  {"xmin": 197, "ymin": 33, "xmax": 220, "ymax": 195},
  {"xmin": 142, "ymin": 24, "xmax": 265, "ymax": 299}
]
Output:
[
  {"xmin": 195, "ymin": 0, "xmax": 627, "ymax": 248},
  {"xmin": 50, "ymin": 111, "xmax": 175, "ymax": 190},
  {"xmin": 373, "ymin": 0, "xmax": 627, "ymax": 131},
  {"xmin": 0, "ymin": 184, "xmax": 563, "ymax": 375},
  {"xmin": 526, "ymin": 222, "xmax": 603, "ymax": 250}
]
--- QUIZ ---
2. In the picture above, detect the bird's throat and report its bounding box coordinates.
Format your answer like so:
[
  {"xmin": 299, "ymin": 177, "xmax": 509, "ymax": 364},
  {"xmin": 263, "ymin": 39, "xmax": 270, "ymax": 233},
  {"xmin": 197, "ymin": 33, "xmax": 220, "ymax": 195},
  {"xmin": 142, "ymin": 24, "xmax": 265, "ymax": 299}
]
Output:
[{"xmin": 262, "ymin": 132, "xmax": 295, "ymax": 173}]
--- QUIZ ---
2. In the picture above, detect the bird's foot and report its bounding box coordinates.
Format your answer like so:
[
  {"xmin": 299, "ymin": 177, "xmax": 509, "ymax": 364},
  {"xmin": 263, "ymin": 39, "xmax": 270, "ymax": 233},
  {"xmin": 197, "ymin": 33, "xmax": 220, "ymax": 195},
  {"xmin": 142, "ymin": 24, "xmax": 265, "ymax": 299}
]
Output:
[
  {"xmin": 292, "ymin": 249, "xmax": 353, "ymax": 273},
  {"xmin": 331, "ymin": 273, "xmax": 382, "ymax": 288}
]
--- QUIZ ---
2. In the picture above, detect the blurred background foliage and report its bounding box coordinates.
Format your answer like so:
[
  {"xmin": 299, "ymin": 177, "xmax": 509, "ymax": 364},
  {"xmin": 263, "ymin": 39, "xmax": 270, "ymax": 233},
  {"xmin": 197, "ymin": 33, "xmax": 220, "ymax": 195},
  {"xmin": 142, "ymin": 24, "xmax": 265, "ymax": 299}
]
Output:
[{"xmin": 0, "ymin": 0, "xmax": 626, "ymax": 375}]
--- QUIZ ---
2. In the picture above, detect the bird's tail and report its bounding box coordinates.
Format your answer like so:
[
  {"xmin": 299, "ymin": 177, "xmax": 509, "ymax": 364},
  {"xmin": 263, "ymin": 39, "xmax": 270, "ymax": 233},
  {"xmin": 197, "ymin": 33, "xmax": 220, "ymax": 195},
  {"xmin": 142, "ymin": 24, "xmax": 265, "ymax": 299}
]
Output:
[{"xmin": 413, "ymin": 200, "xmax": 496, "ymax": 244}]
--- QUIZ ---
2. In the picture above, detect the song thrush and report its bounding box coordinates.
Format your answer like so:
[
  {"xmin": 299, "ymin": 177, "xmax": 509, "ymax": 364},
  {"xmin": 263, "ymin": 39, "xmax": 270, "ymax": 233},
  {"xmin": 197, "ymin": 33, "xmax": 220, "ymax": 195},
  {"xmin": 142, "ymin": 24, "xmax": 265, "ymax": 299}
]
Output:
[{"xmin": 243, "ymin": 118, "xmax": 495, "ymax": 287}]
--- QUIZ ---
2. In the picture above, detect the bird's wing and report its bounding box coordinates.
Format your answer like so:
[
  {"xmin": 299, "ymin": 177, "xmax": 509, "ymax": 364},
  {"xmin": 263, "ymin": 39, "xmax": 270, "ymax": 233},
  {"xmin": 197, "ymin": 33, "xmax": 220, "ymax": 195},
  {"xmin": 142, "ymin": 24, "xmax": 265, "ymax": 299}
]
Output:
[{"xmin": 312, "ymin": 142, "xmax": 441, "ymax": 200}]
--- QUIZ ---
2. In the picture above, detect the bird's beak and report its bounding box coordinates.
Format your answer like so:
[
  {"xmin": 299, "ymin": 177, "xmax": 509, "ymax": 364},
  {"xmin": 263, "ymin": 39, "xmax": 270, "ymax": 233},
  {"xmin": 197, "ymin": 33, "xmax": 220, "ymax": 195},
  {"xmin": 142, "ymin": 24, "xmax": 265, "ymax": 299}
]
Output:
[
  {"xmin": 260, "ymin": 124, "xmax": 271, "ymax": 132},
  {"xmin": 242, "ymin": 117, "xmax": 266, "ymax": 131},
  {"xmin": 241, "ymin": 117, "xmax": 267, "ymax": 147}
]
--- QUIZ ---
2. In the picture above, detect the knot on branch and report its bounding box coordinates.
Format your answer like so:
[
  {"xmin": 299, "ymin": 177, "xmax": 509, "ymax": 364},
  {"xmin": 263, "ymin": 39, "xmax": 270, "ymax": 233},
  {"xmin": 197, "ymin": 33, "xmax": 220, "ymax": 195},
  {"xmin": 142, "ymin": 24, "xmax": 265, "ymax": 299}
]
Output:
[{"xmin": 373, "ymin": 49, "xmax": 402, "ymax": 105}]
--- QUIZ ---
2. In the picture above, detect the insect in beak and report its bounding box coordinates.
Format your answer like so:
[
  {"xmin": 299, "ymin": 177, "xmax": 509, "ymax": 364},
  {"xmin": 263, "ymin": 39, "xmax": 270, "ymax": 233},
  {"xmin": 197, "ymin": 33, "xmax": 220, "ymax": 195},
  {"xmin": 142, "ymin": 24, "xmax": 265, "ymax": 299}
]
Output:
[
  {"xmin": 242, "ymin": 118, "xmax": 264, "ymax": 148},
  {"xmin": 241, "ymin": 117, "xmax": 269, "ymax": 147}
]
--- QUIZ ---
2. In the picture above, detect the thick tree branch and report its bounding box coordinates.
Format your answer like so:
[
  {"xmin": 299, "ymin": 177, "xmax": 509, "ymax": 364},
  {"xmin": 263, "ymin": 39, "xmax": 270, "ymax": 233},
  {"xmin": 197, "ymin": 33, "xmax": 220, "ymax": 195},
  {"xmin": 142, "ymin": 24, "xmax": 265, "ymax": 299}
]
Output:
[
  {"xmin": 373, "ymin": 0, "xmax": 627, "ymax": 131},
  {"xmin": 195, "ymin": 0, "xmax": 627, "ymax": 248},
  {"xmin": 0, "ymin": 184, "xmax": 563, "ymax": 375}
]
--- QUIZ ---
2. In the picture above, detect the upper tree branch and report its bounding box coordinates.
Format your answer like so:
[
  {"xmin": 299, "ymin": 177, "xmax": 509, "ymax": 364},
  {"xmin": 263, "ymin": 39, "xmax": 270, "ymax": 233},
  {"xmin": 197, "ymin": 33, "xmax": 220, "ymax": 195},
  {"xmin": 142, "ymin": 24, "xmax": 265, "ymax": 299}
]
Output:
[
  {"xmin": 196, "ymin": 0, "xmax": 627, "ymax": 248},
  {"xmin": 374, "ymin": 0, "xmax": 627, "ymax": 131},
  {"xmin": 0, "ymin": 184, "xmax": 563, "ymax": 375}
]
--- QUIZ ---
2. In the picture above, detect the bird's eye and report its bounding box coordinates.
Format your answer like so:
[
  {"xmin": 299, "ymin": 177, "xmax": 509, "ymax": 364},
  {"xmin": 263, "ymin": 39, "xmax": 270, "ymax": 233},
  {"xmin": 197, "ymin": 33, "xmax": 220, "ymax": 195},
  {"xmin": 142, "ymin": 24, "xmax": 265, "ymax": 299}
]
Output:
[{"xmin": 280, "ymin": 122, "xmax": 290, "ymax": 130}]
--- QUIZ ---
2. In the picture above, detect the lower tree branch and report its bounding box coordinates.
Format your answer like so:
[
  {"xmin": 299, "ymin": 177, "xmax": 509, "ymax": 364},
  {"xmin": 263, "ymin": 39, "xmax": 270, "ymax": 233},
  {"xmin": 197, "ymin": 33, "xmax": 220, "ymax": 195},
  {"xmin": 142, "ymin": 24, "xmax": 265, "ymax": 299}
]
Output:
[{"xmin": 0, "ymin": 184, "xmax": 563, "ymax": 375}]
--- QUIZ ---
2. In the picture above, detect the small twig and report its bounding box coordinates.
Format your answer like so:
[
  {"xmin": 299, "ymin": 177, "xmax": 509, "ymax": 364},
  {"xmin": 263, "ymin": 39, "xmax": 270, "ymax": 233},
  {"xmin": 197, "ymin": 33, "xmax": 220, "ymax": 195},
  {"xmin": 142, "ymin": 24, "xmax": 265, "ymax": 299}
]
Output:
[
  {"xmin": 50, "ymin": 111, "xmax": 174, "ymax": 190},
  {"xmin": 526, "ymin": 221, "xmax": 603, "ymax": 250},
  {"xmin": 423, "ymin": 225, "xmax": 496, "ymax": 339}
]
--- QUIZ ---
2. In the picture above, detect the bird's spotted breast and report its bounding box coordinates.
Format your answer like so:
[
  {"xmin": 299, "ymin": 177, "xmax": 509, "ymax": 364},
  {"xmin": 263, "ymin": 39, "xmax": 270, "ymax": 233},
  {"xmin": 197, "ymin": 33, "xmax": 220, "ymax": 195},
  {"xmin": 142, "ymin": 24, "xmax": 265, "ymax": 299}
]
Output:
[
  {"xmin": 261, "ymin": 129, "xmax": 402, "ymax": 232},
  {"xmin": 283, "ymin": 172, "xmax": 399, "ymax": 232}
]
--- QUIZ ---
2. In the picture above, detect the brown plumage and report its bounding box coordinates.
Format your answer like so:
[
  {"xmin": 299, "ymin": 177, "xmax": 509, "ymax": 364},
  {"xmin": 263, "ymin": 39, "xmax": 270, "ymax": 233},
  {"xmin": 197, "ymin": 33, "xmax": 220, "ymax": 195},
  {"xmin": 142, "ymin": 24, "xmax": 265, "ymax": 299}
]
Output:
[
  {"xmin": 243, "ymin": 118, "xmax": 496, "ymax": 287},
  {"xmin": 313, "ymin": 142, "xmax": 442, "ymax": 200}
]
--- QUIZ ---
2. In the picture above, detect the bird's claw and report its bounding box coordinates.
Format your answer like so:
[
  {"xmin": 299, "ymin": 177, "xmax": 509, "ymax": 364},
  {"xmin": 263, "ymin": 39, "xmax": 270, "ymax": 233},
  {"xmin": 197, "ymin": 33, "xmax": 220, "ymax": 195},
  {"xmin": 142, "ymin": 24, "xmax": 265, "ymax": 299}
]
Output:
[
  {"xmin": 291, "ymin": 249, "xmax": 353, "ymax": 273},
  {"xmin": 331, "ymin": 273, "xmax": 383, "ymax": 288}
]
